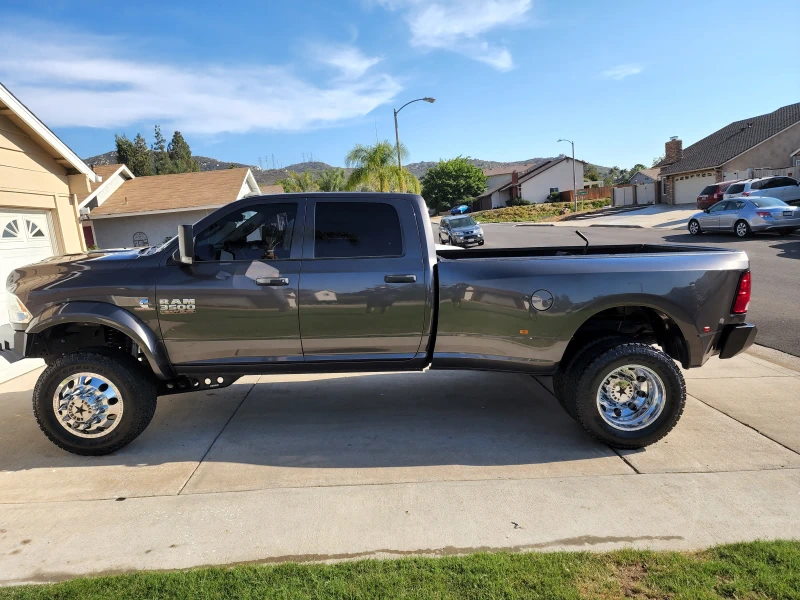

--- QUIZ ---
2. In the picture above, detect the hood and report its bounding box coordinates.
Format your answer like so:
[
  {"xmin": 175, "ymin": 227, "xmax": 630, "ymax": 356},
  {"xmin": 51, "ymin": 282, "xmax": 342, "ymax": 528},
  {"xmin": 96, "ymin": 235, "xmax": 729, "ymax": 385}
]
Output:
[
  {"xmin": 451, "ymin": 224, "xmax": 482, "ymax": 234},
  {"xmin": 6, "ymin": 247, "xmax": 160, "ymax": 299}
]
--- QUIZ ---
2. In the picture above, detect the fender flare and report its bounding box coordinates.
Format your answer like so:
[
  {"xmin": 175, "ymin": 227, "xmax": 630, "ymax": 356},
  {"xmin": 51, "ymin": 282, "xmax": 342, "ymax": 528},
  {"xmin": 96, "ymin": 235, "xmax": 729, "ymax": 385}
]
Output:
[{"xmin": 26, "ymin": 301, "xmax": 174, "ymax": 379}]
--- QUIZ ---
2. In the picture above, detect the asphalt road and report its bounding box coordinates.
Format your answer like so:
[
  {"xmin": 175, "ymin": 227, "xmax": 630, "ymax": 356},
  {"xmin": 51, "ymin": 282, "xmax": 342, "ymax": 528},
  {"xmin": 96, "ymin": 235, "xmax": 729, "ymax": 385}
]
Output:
[{"xmin": 436, "ymin": 223, "xmax": 800, "ymax": 357}]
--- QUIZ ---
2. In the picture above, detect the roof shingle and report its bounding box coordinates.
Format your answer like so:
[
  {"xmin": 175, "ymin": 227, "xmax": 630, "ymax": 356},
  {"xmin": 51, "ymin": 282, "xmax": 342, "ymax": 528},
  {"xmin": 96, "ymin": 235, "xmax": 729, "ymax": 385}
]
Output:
[
  {"xmin": 660, "ymin": 103, "xmax": 800, "ymax": 175},
  {"xmin": 91, "ymin": 168, "xmax": 253, "ymax": 217}
]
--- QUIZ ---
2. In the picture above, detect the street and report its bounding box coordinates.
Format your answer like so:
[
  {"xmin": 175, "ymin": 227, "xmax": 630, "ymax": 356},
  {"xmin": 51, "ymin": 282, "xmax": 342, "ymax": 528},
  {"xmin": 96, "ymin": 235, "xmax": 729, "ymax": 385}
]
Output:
[{"xmin": 446, "ymin": 223, "xmax": 799, "ymax": 357}]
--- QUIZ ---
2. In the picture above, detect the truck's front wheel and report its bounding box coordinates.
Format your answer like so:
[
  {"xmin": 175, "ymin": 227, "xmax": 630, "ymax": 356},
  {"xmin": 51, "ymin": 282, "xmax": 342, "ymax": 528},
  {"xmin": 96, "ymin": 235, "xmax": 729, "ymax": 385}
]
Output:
[
  {"xmin": 33, "ymin": 352, "xmax": 157, "ymax": 455},
  {"xmin": 574, "ymin": 343, "xmax": 685, "ymax": 449}
]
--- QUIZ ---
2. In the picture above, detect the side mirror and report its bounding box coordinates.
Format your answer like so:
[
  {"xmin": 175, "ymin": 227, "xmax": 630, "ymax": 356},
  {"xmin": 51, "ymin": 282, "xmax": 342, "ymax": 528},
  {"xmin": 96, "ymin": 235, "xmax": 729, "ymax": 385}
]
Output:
[
  {"xmin": 704, "ymin": 209, "xmax": 710, "ymax": 213},
  {"xmin": 177, "ymin": 224, "xmax": 194, "ymax": 264}
]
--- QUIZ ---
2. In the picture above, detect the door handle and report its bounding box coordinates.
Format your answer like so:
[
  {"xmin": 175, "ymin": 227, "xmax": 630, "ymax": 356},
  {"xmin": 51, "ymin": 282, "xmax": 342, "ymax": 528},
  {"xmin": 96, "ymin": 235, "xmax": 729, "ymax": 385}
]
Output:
[
  {"xmin": 384, "ymin": 274, "xmax": 417, "ymax": 283},
  {"xmin": 256, "ymin": 277, "xmax": 290, "ymax": 286}
]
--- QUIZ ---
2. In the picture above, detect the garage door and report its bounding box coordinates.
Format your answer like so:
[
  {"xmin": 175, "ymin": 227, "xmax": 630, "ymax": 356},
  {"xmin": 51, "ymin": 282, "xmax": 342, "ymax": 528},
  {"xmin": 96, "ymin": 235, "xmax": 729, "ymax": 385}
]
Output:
[
  {"xmin": 674, "ymin": 172, "xmax": 716, "ymax": 204},
  {"xmin": 0, "ymin": 210, "xmax": 56, "ymax": 326}
]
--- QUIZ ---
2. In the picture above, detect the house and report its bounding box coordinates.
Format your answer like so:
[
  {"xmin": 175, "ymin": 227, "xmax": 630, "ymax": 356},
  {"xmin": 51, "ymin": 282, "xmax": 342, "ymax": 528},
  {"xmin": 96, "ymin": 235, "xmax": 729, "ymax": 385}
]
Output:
[
  {"xmin": 659, "ymin": 103, "xmax": 800, "ymax": 204},
  {"xmin": 476, "ymin": 157, "xmax": 585, "ymax": 210},
  {"xmin": 85, "ymin": 168, "xmax": 266, "ymax": 248},
  {"xmin": 0, "ymin": 82, "xmax": 98, "ymax": 331},
  {"xmin": 629, "ymin": 167, "xmax": 660, "ymax": 185},
  {"xmin": 482, "ymin": 164, "xmax": 536, "ymax": 192}
]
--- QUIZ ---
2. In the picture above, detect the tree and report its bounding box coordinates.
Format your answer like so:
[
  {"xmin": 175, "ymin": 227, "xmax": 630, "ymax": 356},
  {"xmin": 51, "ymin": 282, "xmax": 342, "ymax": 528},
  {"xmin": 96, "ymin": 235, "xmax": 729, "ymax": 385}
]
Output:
[
  {"xmin": 114, "ymin": 134, "xmax": 135, "ymax": 169},
  {"xmin": 277, "ymin": 170, "xmax": 319, "ymax": 192},
  {"xmin": 584, "ymin": 164, "xmax": 600, "ymax": 181},
  {"xmin": 168, "ymin": 131, "xmax": 199, "ymax": 173},
  {"xmin": 345, "ymin": 140, "xmax": 419, "ymax": 193},
  {"xmin": 316, "ymin": 168, "xmax": 346, "ymax": 192},
  {"xmin": 420, "ymin": 157, "xmax": 487, "ymax": 212},
  {"xmin": 651, "ymin": 155, "xmax": 665, "ymax": 167},
  {"xmin": 626, "ymin": 163, "xmax": 647, "ymax": 183},
  {"xmin": 152, "ymin": 125, "xmax": 174, "ymax": 175}
]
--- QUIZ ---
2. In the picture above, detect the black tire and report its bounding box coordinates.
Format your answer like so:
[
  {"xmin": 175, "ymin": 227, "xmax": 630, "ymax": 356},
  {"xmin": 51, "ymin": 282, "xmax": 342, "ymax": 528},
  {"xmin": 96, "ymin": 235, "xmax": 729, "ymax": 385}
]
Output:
[
  {"xmin": 687, "ymin": 219, "xmax": 702, "ymax": 235},
  {"xmin": 552, "ymin": 336, "xmax": 627, "ymax": 420},
  {"xmin": 33, "ymin": 352, "xmax": 157, "ymax": 455},
  {"xmin": 573, "ymin": 343, "xmax": 685, "ymax": 449},
  {"xmin": 734, "ymin": 220, "xmax": 751, "ymax": 238}
]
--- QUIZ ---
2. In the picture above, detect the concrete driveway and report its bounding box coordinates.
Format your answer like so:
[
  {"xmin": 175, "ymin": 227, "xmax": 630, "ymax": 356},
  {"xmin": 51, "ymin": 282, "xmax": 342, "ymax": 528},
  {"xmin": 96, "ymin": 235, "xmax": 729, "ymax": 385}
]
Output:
[{"xmin": 1, "ymin": 348, "xmax": 799, "ymax": 584}]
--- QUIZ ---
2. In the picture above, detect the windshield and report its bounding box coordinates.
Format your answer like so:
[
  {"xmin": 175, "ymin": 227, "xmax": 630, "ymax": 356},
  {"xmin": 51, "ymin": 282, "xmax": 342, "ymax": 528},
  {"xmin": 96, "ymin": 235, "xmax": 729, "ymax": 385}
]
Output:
[
  {"xmin": 750, "ymin": 197, "xmax": 788, "ymax": 208},
  {"xmin": 448, "ymin": 217, "xmax": 477, "ymax": 228}
]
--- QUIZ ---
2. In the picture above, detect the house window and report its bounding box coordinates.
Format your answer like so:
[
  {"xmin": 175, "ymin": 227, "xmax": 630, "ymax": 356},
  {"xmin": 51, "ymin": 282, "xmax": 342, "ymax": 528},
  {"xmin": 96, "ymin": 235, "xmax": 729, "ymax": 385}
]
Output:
[
  {"xmin": 25, "ymin": 219, "xmax": 46, "ymax": 238},
  {"xmin": 549, "ymin": 187, "xmax": 559, "ymax": 193},
  {"xmin": 2, "ymin": 219, "xmax": 20, "ymax": 239},
  {"xmin": 132, "ymin": 232, "xmax": 149, "ymax": 247}
]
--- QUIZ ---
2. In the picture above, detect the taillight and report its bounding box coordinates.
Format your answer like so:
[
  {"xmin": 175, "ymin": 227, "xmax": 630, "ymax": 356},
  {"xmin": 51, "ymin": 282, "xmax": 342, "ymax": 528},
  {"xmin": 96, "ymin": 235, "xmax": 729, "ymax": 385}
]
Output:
[
  {"xmin": 741, "ymin": 191, "xmax": 751, "ymax": 196},
  {"xmin": 732, "ymin": 271, "xmax": 751, "ymax": 314},
  {"xmin": 756, "ymin": 211, "xmax": 771, "ymax": 218}
]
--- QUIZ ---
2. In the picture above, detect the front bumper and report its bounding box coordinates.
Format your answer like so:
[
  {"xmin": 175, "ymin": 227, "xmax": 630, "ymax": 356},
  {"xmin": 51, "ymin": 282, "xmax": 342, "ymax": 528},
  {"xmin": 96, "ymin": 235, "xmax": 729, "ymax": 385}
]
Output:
[
  {"xmin": 453, "ymin": 235, "xmax": 484, "ymax": 246},
  {"xmin": 718, "ymin": 323, "xmax": 757, "ymax": 359},
  {"xmin": 0, "ymin": 324, "xmax": 25, "ymax": 364}
]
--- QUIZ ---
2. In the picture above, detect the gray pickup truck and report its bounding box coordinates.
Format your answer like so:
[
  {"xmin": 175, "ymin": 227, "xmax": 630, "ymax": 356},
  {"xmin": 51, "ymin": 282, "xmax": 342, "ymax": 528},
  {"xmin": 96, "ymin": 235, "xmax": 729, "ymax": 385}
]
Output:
[{"xmin": 5, "ymin": 192, "xmax": 756, "ymax": 455}]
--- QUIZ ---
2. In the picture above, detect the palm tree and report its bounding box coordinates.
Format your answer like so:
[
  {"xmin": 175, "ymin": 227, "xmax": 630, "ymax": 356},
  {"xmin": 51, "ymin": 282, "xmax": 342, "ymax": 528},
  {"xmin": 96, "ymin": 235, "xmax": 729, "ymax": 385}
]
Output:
[
  {"xmin": 316, "ymin": 168, "xmax": 346, "ymax": 192},
  {"xmin": 345, "ymin": 141, "xmax": 420, "ymax": 193},
  {"xmin": 277, "ymin": 170, "xmax": 318, "ymax": 192}
]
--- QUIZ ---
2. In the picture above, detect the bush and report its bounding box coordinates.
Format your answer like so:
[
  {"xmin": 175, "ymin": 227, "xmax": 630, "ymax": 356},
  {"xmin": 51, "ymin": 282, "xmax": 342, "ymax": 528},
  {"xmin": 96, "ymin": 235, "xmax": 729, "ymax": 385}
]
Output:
[{"xmin": 505, "ymin": 197, "xmax": 531, "ymax": 207}]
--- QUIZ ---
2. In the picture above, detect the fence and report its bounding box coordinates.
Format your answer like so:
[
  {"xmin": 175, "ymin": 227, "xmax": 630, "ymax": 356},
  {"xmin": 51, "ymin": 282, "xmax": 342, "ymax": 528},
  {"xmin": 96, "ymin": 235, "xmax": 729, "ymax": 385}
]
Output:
[
  {"xmin": 560, "ymin": 186, "xmax": 613, "ymax": 204},
  {"xmin": 613, "ymin": 183, "xmax": 657, "ymax": 206}
]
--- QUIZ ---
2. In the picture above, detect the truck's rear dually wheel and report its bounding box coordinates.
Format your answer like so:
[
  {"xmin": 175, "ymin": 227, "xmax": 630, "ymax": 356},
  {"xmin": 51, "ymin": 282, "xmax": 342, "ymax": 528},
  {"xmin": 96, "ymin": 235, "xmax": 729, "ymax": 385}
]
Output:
[
  {"xmin": 573, "ymin": 343, "xmax": 685, "ymax": 448},
  {"xmin": 33, "ymin": 352, "xmax": 157, "ymax": 455}
]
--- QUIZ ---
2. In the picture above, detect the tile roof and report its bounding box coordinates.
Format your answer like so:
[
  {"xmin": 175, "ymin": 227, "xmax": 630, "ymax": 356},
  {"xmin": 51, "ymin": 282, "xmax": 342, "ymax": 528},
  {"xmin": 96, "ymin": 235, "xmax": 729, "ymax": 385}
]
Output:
[
  {"xmin": 91, "ymin": 168, "xmax": 253, "ymax": 217},
  {"xmin": 632, "ymin": 167, "xmax": 661, "ymax": 181},
  {"xmin": 660, "ymin": 103, "xmax": 800, "ymax": 175}
]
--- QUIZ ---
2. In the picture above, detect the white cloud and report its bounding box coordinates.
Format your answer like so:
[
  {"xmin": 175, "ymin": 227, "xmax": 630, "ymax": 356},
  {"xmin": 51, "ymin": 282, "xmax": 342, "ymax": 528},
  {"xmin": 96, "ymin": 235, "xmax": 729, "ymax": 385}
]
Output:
[
  {"xmin": 311, "ymin": 44, "xmax": 382, "ymax": 80},
  {"xmin": 376, "ymin": 0, "xmax": 531, "ymax": 71},
  {"xmin": 600, "ymin": 64, "xmax": 643, "ymax": 80},
  {"xmin": 0, "ymin": 28, "xmax": 401, "ymax": 134}
]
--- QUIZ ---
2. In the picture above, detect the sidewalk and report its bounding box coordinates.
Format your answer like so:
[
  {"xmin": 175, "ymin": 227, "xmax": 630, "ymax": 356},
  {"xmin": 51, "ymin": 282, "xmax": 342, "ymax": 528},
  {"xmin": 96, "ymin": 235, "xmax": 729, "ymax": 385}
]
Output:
[
  {"xmin": 1, "ymin": 346, "xmax": 798, "ymax": 584},
  {"xmin": 552, "ymin": 204, "xmax": 698, "ymax": 229}
]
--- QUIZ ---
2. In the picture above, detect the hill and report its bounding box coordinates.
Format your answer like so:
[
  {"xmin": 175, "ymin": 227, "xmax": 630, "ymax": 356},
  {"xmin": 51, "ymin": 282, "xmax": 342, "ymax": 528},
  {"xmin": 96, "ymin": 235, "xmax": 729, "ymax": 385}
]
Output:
[{"xmin": 83, "ymin": 152, "xmax": 610, "ymax": 187}]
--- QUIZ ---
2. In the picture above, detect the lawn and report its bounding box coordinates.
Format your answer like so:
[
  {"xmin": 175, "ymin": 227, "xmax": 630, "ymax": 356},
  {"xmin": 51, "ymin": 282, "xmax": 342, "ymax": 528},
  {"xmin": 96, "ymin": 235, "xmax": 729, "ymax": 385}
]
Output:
[
  {"xmin": 3, "ymin": 541, "xmax": 799, "ymax": 599},
  {"xmin": 473, "ymin": 198, "xmax": 611, "ymax": 223}
]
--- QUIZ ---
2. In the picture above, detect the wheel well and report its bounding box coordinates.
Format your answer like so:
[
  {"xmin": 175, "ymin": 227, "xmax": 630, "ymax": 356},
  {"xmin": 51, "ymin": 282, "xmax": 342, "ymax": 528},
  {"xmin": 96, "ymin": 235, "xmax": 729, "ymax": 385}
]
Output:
[
  {"xmin": 563, "ymin": 306, "xmax": 689, "ymax": 368},
  {"xmin": 27, "ymin": 323, "xmax": 152, "ymax": 371}
]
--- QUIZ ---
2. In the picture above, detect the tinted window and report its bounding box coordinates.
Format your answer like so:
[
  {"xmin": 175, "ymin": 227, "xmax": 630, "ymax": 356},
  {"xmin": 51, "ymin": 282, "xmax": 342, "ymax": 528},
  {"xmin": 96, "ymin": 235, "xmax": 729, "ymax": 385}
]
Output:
[
  {"xmin": 194, "ymin": 203, "xmax": 297, "ymax": 261},
  {"xmin": 775, "ymin": 177, "xmax": 798, "ymax": 187},
  {"xmin": 699, "ymin": 185, "xmax": 716, "ymax": 195},
  {"xmin": 750, "ymin": 180, "xmax": 766, "ymax": 190},
  {"xmin": 709, "ymin": 202, "xmax": 728, "ymax": 212},
  {"xmin": 727, "ymin": 183, "xmax": 745, "ymax": 194},
  {"xmin": 314, "ymin": 202, "xmax": 402, "ymax": 258}
]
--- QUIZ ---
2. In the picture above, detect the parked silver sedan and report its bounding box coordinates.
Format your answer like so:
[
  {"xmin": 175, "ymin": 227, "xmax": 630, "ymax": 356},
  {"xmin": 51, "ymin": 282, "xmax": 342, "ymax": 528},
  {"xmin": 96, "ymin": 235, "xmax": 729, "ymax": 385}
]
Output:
[{"xmin": 688, "ymin": 196, "xmax": 800, "ymax": 238}]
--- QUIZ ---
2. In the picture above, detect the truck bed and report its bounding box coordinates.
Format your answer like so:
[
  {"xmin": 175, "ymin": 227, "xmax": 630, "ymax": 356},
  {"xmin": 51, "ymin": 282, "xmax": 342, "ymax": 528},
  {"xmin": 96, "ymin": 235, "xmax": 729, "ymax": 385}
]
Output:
[{"xmin": 436, "ymin": 243, "xmax": 733, "ymax": 259}]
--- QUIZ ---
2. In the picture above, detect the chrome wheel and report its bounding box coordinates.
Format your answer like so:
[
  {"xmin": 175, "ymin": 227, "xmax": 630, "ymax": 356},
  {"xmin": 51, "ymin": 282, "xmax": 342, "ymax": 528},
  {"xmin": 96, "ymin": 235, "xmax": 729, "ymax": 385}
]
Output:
[
  {"xmin": 688, "ymin": 220, "xmax": 700, "ymax": 235},
  {"xmin": 52, "ymin": 372, "xmax": 124, "ymax": 438},
  {"xmin": 735, "ymin": 221, "xmax": 749, "ymax": 238},
  {"xmin": 596, "ymin": 364, "xmax": 665, "ymax": 431}
]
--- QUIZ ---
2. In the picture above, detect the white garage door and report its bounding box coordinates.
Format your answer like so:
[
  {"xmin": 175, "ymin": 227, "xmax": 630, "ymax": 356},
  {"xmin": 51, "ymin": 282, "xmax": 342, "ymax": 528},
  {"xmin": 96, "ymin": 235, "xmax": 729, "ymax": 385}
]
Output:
[
  {"xmin": 0, "ymin": 210, "xmax": 56, "ymax": 326},
  {"xmin": 674, "ymin": 172, "xmax": 716, "ymax": 204}
]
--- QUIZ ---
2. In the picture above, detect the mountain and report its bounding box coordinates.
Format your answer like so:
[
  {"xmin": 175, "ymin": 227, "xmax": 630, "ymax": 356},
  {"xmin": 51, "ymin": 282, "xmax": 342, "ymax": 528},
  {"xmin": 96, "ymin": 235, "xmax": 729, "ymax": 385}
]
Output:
[{"xmin": 83, "ymin": 151, "xmax": 610, "ymax": 187}]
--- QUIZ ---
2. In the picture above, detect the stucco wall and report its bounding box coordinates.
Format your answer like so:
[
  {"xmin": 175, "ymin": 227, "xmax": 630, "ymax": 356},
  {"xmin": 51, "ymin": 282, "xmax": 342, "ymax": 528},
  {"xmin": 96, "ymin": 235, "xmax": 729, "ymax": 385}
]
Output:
[
  {"xmin": 0, "ymin": 114, "xmax": 88, "ymax": 254},
  {"xmin": 723, "ymin": 121, "xmax": 800, "ymax": 172},
  {"xmin": 520, "ymin": 160, "xmax": 584, "ymax": 204},
  {"xmin": 485, "ymin": 173, "xmax": 512, "ymax": 191},
  {"xmin": 91, "ymin": 208, "xmax": 216, "ymax": 249}
]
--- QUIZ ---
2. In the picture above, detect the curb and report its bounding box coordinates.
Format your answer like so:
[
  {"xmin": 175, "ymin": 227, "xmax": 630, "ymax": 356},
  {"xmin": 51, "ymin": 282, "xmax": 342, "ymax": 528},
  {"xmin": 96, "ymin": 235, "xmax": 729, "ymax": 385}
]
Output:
[
  {"xmin": 587, "ymin": 224, "xmax": 644, "ymax": 229},
  {"xmin": 512, "ymin": 223, "xmax": 555, "ymax": 227},
  {"xmin": 0, "ymin": 358, "xmax": 44, "ymax": 386},
  {"xmin": 746, "ymin": 344, "xmax": 800, "ymax": 374}
]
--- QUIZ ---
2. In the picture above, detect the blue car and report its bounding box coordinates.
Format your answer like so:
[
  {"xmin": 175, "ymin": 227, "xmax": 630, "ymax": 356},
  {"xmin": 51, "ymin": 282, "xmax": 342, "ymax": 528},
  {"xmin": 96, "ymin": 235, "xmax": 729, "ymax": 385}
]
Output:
[{"xmin": 450, "ymin": 204, "xmax": 470, "ymax": 215}]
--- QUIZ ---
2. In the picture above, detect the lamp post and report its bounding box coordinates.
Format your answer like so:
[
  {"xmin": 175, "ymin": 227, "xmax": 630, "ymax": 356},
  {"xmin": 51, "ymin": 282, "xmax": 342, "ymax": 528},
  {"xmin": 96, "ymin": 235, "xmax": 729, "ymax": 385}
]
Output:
[
  {"xmin": 557, "ymin": 138, "xmax": 578, "ymax": 211},
  {"xmin": 393, "ymin": 97, "xmax": 436, "ymax": 174}
]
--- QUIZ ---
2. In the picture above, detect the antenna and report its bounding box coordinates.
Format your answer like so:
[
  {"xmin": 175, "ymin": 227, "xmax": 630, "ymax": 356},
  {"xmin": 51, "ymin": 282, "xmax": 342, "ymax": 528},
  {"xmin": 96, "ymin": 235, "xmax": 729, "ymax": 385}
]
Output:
[{"xmin": 575, "ymin": 230, "xmax": 589, "ymax": 254}]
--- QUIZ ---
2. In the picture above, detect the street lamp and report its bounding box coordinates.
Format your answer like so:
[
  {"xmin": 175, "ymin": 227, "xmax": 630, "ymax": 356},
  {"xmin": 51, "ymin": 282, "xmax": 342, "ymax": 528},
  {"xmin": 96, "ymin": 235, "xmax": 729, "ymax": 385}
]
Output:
[
  {"xmin": 394, "ymin": 97, "xmax": 436, "ymax": 173},
  {"xmin": 557, "ymin": 138, "xmax": 578, "ymax": 211}
]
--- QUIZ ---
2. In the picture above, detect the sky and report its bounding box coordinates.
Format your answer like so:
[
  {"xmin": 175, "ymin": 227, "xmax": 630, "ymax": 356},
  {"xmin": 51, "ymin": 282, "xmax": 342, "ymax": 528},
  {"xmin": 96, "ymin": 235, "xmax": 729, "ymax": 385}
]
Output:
[{"xmin": 1, "ymin": 0, "xmax": 799, "ymax": 170}]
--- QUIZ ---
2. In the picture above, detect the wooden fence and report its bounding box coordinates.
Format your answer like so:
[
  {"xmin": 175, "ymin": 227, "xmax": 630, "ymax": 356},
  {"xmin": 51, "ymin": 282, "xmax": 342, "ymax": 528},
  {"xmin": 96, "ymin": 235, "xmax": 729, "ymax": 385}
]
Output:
[{"xmin": 560, "ymin": 186, "xmax": 613, "ymax": 203}]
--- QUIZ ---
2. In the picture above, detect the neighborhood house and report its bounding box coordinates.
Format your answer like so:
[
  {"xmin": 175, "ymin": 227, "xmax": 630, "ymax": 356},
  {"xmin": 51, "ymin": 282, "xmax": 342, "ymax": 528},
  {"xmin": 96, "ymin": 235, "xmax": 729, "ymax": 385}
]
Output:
[
  {"xmin": 82, "ymin": 166, "xmax": 265, "ymax": 248},
  {"xmin": 476, "ymin": 157, "xmax": 585, "ymax": 210}
]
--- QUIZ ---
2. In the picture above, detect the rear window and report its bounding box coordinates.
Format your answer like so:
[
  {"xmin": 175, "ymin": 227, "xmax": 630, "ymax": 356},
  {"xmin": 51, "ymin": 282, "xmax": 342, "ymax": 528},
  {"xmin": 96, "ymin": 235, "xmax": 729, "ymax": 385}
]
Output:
[
  {"xmin": 314, "ymin": 202, "xmax": 402, "ymax": 258},
  {"xmin": 727, "ymin": 183, "xmax": 745, "ymax": 194},
  {"xmin": 699, "ymin": 185, "xmax": 716, "ymax": 195},
  {"xmin": 750, "ymin": 197, "xmax": 788, "ymax": 208}
]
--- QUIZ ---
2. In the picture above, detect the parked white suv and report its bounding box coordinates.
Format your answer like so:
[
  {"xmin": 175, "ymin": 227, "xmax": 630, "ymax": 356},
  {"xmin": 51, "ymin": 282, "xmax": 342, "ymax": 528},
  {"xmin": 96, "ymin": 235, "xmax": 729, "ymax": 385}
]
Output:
[{"xmin": 724, "ymin": 176, "xmax": 800, "ymax": 205}]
